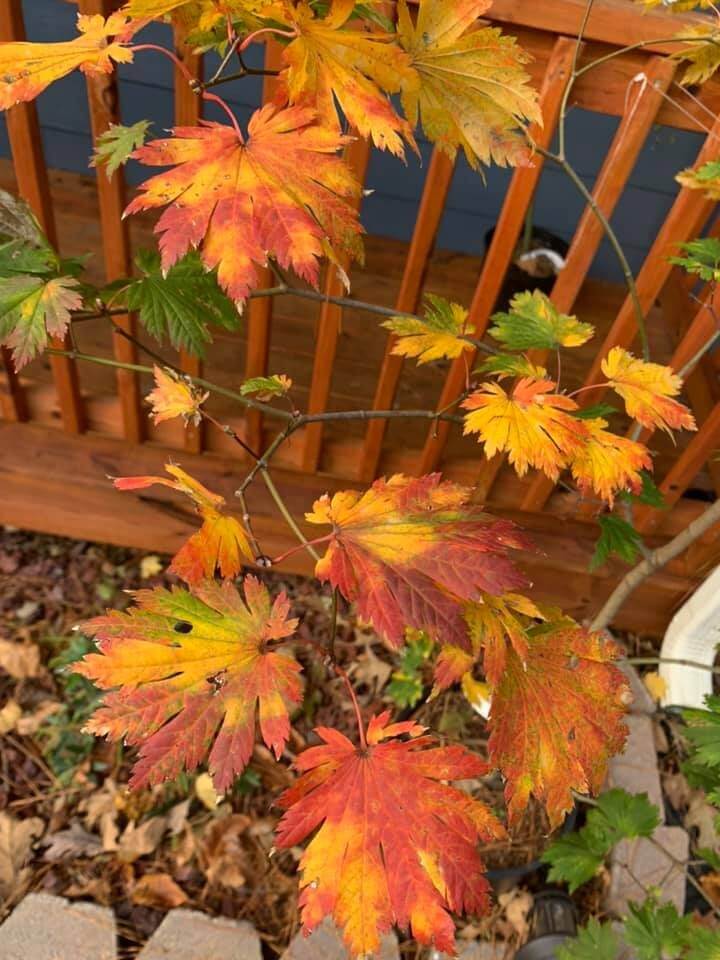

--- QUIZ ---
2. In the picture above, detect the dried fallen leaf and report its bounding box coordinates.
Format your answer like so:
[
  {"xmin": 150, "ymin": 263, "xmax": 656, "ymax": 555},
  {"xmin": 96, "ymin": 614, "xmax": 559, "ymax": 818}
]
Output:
[
  {"xmin": 132, "ymin": 872, "xmax": 188, "ymax": 909},
  {"xmin": 198, "ymin": 814, "xmax": 251, "ymax": 890},
  {"xmin": 0, "ymin": 811, "xmax": 44, "ymax": 898},
  {"xmin": 0, "ymin": 698, "xmax": 22, "ymax": 734},
  {"xmin": 42, "ymin": 822, "xmax": 104, "ymax": 862},
  {"xmin": 139, "ymin": 554, "xmax": 163, "ymax": 580},
  {"xmin": 0, "ymin": 637, "xmax": 41, "ymax": 678},
  {"xmin": 117, "ymin": 815, "xmax": 168, "ymax": 864},
  {"xmin": 16, "ymin": 699, "xmax": 62, "ymax": 736}
]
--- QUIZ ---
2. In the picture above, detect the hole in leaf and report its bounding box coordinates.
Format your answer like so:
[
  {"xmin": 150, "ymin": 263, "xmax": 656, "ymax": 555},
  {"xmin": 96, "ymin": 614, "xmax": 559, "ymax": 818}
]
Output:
[{"xmin": 173, "ymin": 621, "xmax": 193, "ymax": 634}]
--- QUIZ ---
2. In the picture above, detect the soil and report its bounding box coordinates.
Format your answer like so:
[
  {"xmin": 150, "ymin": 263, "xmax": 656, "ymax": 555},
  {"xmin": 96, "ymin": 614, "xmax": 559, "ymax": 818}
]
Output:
[{"xmin": 0, "ymin": 525, "xmax": 563, "ymax": 957}]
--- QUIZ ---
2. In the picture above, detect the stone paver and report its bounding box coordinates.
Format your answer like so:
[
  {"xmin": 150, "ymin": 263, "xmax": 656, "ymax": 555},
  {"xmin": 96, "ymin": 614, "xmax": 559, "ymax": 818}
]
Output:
[
  {"xmin": 457, "ymin": 942, "xmax": 505, "ymax": 959},
  {"xmin": 606, "ymin": 825, "xmax": 689, "ymax": 916},
  {"xmin": 283, "ymin": 918, "xmax": 399, "ymax": 960},
  {"xmin": 0, "ymin": 892, "xmax": 116, "ymax": 960},
  {"xmin": 605, "ymin": 714, "xmax": 664, "ymax": 814},
  {"xmin": 138, "ymin": 909, "xmax": 261, "ymax": 960},
  {"xmin": 618, "ymin": 662, "xmax": 656, "ymax": 716}
]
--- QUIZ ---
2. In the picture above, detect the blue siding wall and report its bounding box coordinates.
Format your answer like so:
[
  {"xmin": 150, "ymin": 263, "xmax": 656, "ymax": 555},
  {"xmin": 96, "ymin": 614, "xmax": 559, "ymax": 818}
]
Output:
[{"xmin": 0, "ymin": 0, "xmax": 708, "ymax": 281}]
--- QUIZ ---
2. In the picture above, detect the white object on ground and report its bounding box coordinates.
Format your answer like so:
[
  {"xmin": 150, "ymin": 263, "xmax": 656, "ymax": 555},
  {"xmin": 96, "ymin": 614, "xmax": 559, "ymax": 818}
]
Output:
[{"xmin": 659, "ymin": 564, "xmax": 720, "ymax": 709}]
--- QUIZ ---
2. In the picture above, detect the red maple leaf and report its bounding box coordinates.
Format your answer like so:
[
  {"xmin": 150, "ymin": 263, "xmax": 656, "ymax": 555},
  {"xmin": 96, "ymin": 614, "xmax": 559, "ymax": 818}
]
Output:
[{"xmin": 305, "ymin": 474, "xmax": 531, "ymax": 649}]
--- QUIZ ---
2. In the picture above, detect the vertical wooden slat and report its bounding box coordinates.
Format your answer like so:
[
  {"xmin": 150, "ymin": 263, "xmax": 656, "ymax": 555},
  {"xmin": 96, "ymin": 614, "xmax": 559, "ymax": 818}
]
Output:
[
  {"xmin": 520, "ymin": 110, "xmax": 720, "ymax": 513},
  {"xmin": 244, "ymin": 40, "xmax": 283, "ymax": 455},
  {"xmin": 79, "ymin": 0, "xmax": 143, "ymax": 444},
  {"xmin": 473, "ymin": 54, "xmax": 676, "ymax": 502},
  {"xmin": 0, "ymin": 0, "xmax": 84, "ymax": 434},
  {"xmin": 172, "ymin": 20, "xmax": 204, "ymax": 453},
  {"xmin": 0, "ymin": 348, "xmax": 27, "ymax": 421},
  {"xmin": 358, "ymin": 149, "xmax": 455, "ymax": 482},
  {"xmin": 416, "ymin": 37, "xmax": 577, "ymax": 476},
  {"xmin": 299, "ymin": 135, "xmax": 372, "ymax": 473}
]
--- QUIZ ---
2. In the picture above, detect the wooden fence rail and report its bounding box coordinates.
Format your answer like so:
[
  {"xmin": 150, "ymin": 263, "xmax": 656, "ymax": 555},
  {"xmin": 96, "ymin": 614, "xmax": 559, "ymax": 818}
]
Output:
[{"xmin": 1, "ymin": 0, "xmax": 719, "ymax": 636}]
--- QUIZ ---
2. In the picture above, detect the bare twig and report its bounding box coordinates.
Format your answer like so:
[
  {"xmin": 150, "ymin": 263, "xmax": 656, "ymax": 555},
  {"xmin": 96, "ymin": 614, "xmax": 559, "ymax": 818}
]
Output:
[{"xmin": 591, "ymin": 497, "xmax": 720, "ymax": 630}]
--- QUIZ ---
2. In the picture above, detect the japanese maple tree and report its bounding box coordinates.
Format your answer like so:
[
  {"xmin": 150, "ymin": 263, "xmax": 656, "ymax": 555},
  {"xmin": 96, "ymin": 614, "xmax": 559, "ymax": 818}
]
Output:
[{"xmin": 0, "ymin": 0, "xmax": 715, "ymax": 955}]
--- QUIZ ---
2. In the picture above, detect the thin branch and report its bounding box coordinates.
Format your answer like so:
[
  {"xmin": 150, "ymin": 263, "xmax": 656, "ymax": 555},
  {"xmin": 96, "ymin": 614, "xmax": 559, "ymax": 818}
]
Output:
[
  {"xmin": 261, "ymin": 471, "xmax": 321, "ymax": 563},
  {"xmin": 625, "ymin": 656, "xmax": 720, "ymax": 675},
  {"xmin": 538, "ymin": 145, "xmax": 649, "ymax": 359},
  {"xmin": 591, "ymin": 497, "xmax": 720, "ymax": 630}
]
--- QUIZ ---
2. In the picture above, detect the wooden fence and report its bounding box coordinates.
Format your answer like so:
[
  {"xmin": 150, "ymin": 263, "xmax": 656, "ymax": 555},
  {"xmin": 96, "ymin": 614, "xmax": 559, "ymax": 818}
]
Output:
[{"xmin": 1, "ymin": 0, "xmax": 720, "ymax": 636}]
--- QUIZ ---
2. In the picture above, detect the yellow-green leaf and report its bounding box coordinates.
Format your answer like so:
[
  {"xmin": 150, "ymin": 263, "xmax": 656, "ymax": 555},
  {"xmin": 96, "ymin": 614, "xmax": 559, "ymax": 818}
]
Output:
[{"xmin": 382, "ymin": 294, "xmax": 472, "ymax": 364}]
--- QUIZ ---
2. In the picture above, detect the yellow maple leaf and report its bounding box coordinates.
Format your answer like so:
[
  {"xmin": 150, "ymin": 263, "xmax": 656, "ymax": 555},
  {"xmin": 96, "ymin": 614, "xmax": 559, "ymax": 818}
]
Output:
[
  {"xmin": 146, "ymin": 365, "xmax": 209, "ymax": 426},
  {"xmin": 382, "ymin": 294, "xmax": 473, "ymax": 364},
  {"xmin": 461, "ymin": 378, "xmax": 586, "ymax": 480},
  {"xmin": 396, "ymin": 0, "xmax": 541, "ymax": 168},
  {"xmin": 271, "ymin": 0, "xmax": 416, "ymax": 156},
  {"xmin": 643, "ymin": 671, "xmax": 668, "ymax": 702},
  {"xmin": 672, "ymin": 26, "xmax": 720, "ymax": 85},
  {"xmin": 123, "ymin": 0, "xmax": 266, "ymax": 30},
  {"xmin": 114, "ymin": 464, "xmax": 253, "ymax": 581},
  {"xmin": 601, "ymin": 347, "xmax": 696, "ymax": 434},
  {"xmin": 568, "ymin": 417, "xmax": 652, "ymax": 507},
  {"xmin": 0, "ymin": 13, "xmax": 136, "ymax": 110}
]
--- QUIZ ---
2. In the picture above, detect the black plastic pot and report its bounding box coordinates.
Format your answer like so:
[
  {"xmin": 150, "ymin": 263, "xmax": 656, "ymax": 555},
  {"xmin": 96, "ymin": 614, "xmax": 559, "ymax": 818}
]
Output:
[
  {"xmin": 485, "ymin": 804, "xmax": 578, "ymax": 894},
  {"xmin": 484, "ymin": 226, "xmax": 569, "ymax": 314}
]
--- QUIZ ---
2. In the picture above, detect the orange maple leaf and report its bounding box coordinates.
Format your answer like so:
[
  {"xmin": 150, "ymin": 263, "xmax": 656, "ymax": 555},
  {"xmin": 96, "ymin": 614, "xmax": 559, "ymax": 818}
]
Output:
[
  {"xmin": 146, "ymin": 365, "xmax": 208, "ymax": 426},
  {"xmin": 601, "ymin": 347, "xmax": 697, "ymax": 434},
  {"xmin": 124, "ymin": 105, "xmax": 364, "ymax": 305},
  {"xmin": 114, "ymin": 464, "xmax": 253, "ymax": 581},
  {"xmin": 275, "ymin": 711, "xmax": 504, "ymax": 957},
  {"xmin": 461, "ymin": 378, "xmax": 586, "ymax": 481},
  {"xmin": 271, "ymin": 0, "xmax": 416, "ymax": 156},
  {"xmin": 76, "ymin": 576, "xmax": 301, "ymax": 790},
  {"xmin": 488, "ymin": 618, "xmax": 630, "ymax": 827},
  {"xmin": 568, "ymin": 416, "xmax": 652, "ymax": 507},
  {"xmin": 0, "ymin": 13, "xmax": 136, "ymax": 110},
  {"xmin": 305, "ymin": 474, "xmax": 531, "ymax": 649},
  {"xmin": 433, "ymin": 592, "xmax": 544, "ymax": 691}
]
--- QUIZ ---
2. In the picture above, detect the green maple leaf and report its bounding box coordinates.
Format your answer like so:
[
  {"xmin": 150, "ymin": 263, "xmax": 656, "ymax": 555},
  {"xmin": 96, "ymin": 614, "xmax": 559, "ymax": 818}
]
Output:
[
  {"xmin": 109, "ymin": 250, "xmax": 240, "ymax": 357},
  {"xmin": 543, "ymin": 789, "xmax": 659, "ymax": 892},
  {"xmin": 92, "ymin": 121, "xmax": 152, "ymax": 179},
  {"xmin": 489, "ymin": 290, "xmax": 594, "ymax": 352},
  {"xmin": 625, "ymin": 900, "xmax": 692, "ymax": 960},
  {"xmin": 557, "ymin": 919, "xmax": 620, "ymax": 960},
  {"xmin": 590, "ymin": 514, "xmax": 643, "ymax": 570},
  {"xmin": 670, "ymin": 238, "xmax": 720, "ymax": 283},
  {"xmin": 684, "ymin": 696, "xmax": 720, "ymax": 769}
]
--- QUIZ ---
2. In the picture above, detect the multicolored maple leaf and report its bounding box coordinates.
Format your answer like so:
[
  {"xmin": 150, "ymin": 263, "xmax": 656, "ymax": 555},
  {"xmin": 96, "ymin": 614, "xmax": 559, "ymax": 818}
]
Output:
[
  {"xmin": 461, "ymin": 378, "xmax": 586, "ymax": 481},
  {"xmin": 276, "ymin": 711, "xmax": 504, "ymax": 957},
  {"xmin": 488, "ymin": 618, "xmax": 630, "ymax": 827},
  {"xmin": 0, "ymin": 274, "xmax": 83, "ymax": 371},
  {"xmin": 271, "ymin": 0, "xmax": 416, "ymax": 156},
  {"xmin": 382, "ymin": 294, "xmax": 474, "ymax": 364},
  {"xmin": 489, "ymin": 290, "xmax": 594, "ymax": 352},
  {"xmin": 306, "ymin": 474, "xmax": 531, "ymax": 649},
  {"xmin": 124, "ymin": 105, "xmax": 364, "ymax": 305},
  {"xmin": 0, "ymin": 13, "xmax": 136, "ymax": 110},
  {"xmin": 114, "ymin": 464, "xmax": 253, "ymax": 581},
  {"xmin": 396, "ymin": 0, "xmax": 540, "ymax": 168},
  {"xmin": 601, "ymin": 347, "xmax": 696, "ymax": 434},
  {"xmin": 76, "ymin": 576, "xmax": 301, "ymax": 790},
  {"xmin": 146, "ymin": 365, "xmax": 208, "ymax": 426}
]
